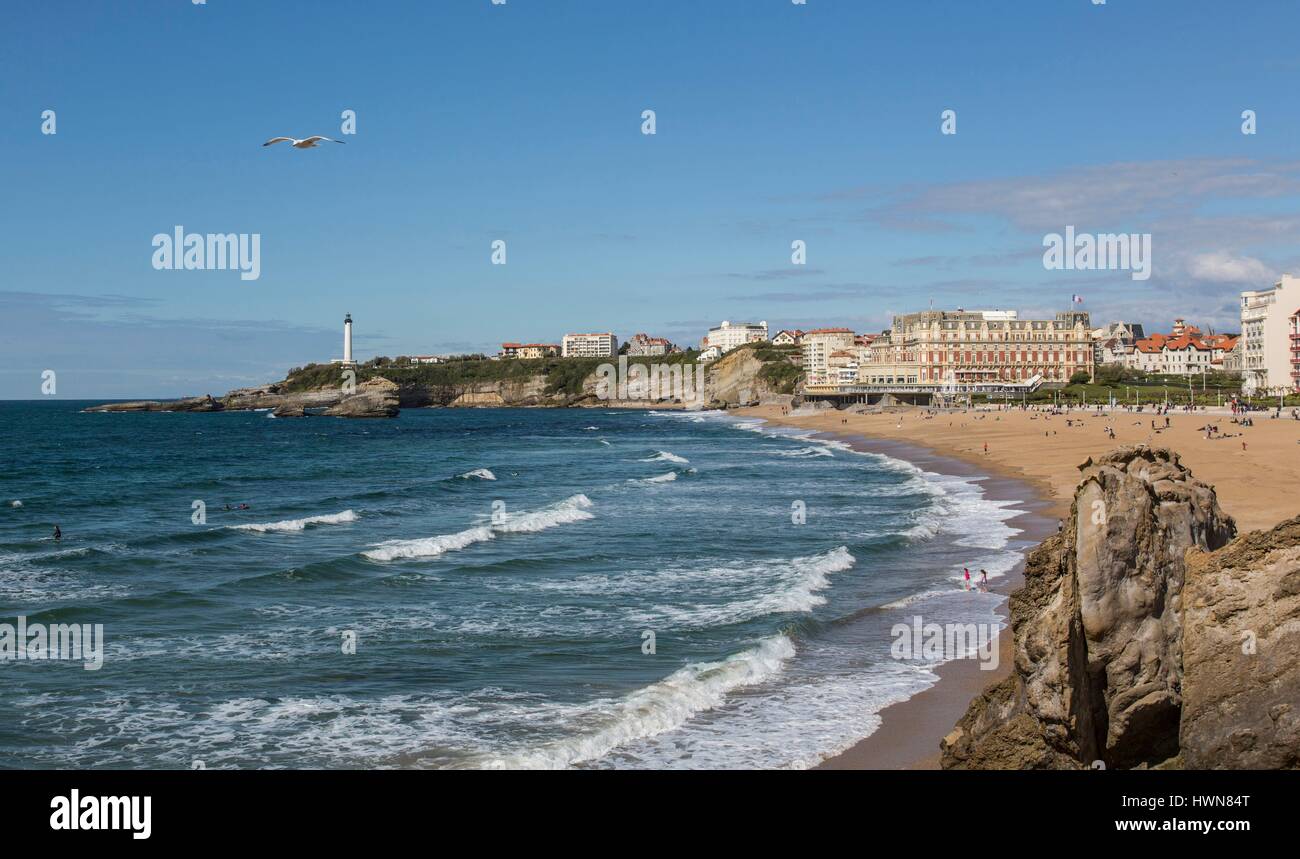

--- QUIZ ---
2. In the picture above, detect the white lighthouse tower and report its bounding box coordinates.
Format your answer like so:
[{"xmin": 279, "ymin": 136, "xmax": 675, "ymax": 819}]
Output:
[{"xmin": 342, "ymin": 313, "xmax": 355, "ymax": 366}]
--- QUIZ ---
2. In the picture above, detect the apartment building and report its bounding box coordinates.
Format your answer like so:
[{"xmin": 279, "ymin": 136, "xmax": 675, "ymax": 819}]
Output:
[
  {"xmin": 561, "ymin": 332, "xmax": 618, "ymax": 358},
  {"xmin": 801, "ymin": 328, "xmax": 855, "ymax": 384},
  {"xmin": 1240, "ymin": 274, "xmax": 1299, "ymax": 393}
]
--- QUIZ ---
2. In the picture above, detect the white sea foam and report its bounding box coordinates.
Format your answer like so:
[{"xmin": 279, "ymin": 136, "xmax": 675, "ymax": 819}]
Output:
[
  {"xmin": 363, "ymin": 494, "xmax": 594, "ymax": 561},
  {"xmin": 230, "ymin": 510, "xmax": 359, "ymax": 533},
  {"xmin": 10, "ymin": 500, "xmax": 22, "ymax": 508},
  {"xmin": 771, "ymin": 445, "xmax": 833, "ymax": 458},
  {"xmin": 494, "ymin": 494, "xmax": 594, "ymax": 533},
  {"xmin": 480, "ymin": 634, "xmax": 796, "ymax": 769},
  {"xmin": 634, "ymin": 471, "xmax": 678, "ymax": 484},
  {"xmin": 639, "ymin": 451, "xmax": 689, "ymax": 464},
  {"xmin": 629, "ymin": 546, "xmax": 856, "ymax": 628},
  {"xmin": 457, "ymin": 468, "xmax": 497, "ymax": 481},
  {"xmin": 362, "ymin": 526, "xmax": 495, "ymax": 562}
]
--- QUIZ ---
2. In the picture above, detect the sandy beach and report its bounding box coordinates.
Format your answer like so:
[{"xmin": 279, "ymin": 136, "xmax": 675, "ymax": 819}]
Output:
[
  {"xmin": 739, "ymin": 404, "xmax": 1300, "ymax": 533},
  {"xmin": 732, "ymin": 402, "xmax": 1300, "ymax": 770}
]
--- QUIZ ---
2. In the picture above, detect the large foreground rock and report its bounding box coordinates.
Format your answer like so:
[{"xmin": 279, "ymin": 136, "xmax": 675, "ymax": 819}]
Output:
[
  {"xmin": 941, "ymin": 446, "xmax": 1237, "ymax": 769},
  {"xmin": 1181, "ymin": 516, "xmax": 1300, "ymax": 768}
]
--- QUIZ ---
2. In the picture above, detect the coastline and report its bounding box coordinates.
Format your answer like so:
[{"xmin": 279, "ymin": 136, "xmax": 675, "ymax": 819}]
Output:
[
  {"xmin": 731, "ymin": 412, "xmax": 1060, "ymax": 770},
  {"xmin": 734, "ymin": 404, "xmax": 1300, "ymax": 534},
  {"xmin": 738, "ymin": 401, "xmax": 1299, "ymax": 769}
]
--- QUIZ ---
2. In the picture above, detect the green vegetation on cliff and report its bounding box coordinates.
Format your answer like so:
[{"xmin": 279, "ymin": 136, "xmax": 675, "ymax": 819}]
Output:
[
  {"xmin": 282, "ymin": 351, "xmax": 704, "ymax": 398},
  {"xmin": 743, "ymin": 342, "xmax": 803, "ymax": 395}
]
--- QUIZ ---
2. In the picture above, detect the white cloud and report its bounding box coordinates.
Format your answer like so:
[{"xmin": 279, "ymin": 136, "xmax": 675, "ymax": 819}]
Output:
[{"xmin": 1185, "ymin": 252, "xmax": 1275, "ymax": 284}]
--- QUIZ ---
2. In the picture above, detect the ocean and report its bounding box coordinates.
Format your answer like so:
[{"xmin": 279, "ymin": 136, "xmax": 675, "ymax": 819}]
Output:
[{"xmin": 0, "ymin": 402, "xmax": 1029, "ymax": 769}]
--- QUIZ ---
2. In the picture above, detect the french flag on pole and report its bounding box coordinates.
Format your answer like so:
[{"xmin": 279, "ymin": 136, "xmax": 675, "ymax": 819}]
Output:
[{"xmin": 1072, "ymin": 294, "xmax": 1084, "ymax": 304}]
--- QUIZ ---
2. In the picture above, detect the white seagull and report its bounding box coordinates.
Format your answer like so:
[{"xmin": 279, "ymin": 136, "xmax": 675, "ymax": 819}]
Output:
[{"xmin": 262, "ymin": 135, "xmax": 346, "ymax": 149}]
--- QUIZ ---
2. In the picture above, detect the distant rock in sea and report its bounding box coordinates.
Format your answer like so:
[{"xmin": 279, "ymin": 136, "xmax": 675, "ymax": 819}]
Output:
[{"xmin": 85, "ymin": 394, "xmax": 222, "ymax": 413}]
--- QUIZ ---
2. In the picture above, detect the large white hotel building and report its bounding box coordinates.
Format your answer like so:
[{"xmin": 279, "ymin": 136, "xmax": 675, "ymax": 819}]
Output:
[
  {"xmin": 804, "ymin": 308, "xmax": 1094, "ymax": 393},
  {"xmin": 865, "ymin": 309, "xmax": 1093, "ymax": 386}
]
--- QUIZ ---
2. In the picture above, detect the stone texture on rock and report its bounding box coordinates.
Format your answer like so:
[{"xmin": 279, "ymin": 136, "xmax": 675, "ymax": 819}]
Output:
[
  {"xmin": 1181, "ymin": 516, "xmax": 1300, "ymax": 769},
  {"xmin": 942, "ymin": 446, "xmax": 1237, "ymax": 769},
  {"xmin": 323, "ymin": 377, "xmax": 399, "ymax": 418}
]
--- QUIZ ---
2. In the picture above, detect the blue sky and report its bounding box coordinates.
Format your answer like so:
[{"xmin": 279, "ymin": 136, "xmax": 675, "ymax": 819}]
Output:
[{"xmin": 5, "ymin": 0, "xmax": 1300, "ymax": 398}]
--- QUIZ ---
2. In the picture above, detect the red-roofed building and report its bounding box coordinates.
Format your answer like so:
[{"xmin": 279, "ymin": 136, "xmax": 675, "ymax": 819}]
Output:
[
  {"xmin": 1129, "ymin": 321, "xmax": 1239, "ymax": 376},
  {"xmin": 626, "ymin": 333, "xmax": 673, "ymax": 356}
]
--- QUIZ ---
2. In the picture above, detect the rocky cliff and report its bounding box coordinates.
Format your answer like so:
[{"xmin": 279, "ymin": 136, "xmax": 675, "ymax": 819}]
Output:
[
  {"xmin": 1181, "ymin": 516, "xmax": 1300, "ymax": 768},
  {"xmin": 85, "ymin": 344, "xmax": 794, "ymax": 416},
  {"xmin": 941, "ymin": 445, "xmax": 1299, "ymax": 769}
]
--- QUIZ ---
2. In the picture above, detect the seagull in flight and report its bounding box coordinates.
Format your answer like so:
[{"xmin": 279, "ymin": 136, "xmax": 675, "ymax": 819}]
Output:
[{"xmin": 262, "ymin": 136, "xmax": 346, "ymax": 149}]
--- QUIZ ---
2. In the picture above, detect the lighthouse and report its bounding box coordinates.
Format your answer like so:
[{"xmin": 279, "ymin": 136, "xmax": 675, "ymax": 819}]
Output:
[{"xmin": 343, "ymin": 313, "xmax": 354, "ymax": 366}]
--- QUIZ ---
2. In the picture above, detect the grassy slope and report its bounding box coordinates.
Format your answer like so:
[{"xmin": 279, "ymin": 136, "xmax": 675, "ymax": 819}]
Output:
[{"xmin": 280, "ymin": 351, "xmax": 705, "ymax": 398}]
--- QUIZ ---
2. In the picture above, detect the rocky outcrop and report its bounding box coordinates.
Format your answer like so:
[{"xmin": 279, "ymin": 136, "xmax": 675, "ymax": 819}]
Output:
[
  {"xmin": 323, "ymin": 377, "xmax": 400, "ymax": 418},
  {"xmin": 704, "ymin": 348, "xmax": 774, "ymax": 407},
  {"xmin": 1181, "ymin": 516, "xmax": 1300, "ymax": 768},
  {"xmin": 942, "ymin": 446, "xmax": 1238, "ymax": 769},
  {"xmin": 271, "ymin": 403, "xmax": 306, "ymax": 418},
  {"xmin": 86, "ymin": 344, "xmax": 786, "ymax": 415},
  {"xmin": 85, "ymin": 395, "xmax": 222, "ymax": 413}
]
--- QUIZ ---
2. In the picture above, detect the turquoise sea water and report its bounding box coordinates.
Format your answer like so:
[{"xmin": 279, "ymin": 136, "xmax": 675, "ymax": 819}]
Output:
[{"xmin": 0, "ymin": 402, "xmax": 1028, "ymax": 769}]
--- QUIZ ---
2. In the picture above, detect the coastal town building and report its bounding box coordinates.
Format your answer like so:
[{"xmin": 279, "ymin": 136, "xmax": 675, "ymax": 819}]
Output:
[
  {"xmin": 408, "ymin": 355, "xmax": 446, "ymax": 365},
  {"xmin": 500, "ymin": 343, "xmax": 522, "ymax": 359},
  {"xmin": 517, "ymin": 344, "xmax": 560, "ymax": 359},
  {"xmin": 1223, "ymin": 338, "xmax": 1244, "ymax": 375},
  {"xmin": 801, "ymin": 328, "xmax": 856, "ymax": 385},
  {"xmin": 1091, "ymin": 321, "xmax": 1146, "ymax": 366},
  {"xmin": 705, "ymin": 320, "xmax": 768, "ymax": 354},
  {"xmin": 561, "ymin": 332, "xmax": 618, "ymax": 358},
  {"xmin": 625, "ymin": 333, "xmax": 672, "ymax": 356},
  {"xmin": 1240, "ymin": 274, "xmax": 1299, "ymax": 393},
  {"xmin": 698, "ymin": 345, "xmax": 722, "ymax": 363},
  {"xmin": 833, "ymin": 308, "xmax": 1093, "ymax": 391},
  {"xmin": 1088, "ymin": 319, "xmax": 1237, "ymax": 377},
  {"xmin": 771, "ymin": 329, "xmax": 804, "ymax": 346},
  {"xmin": 827, "ymin": 349, "xmax": 860, "ymax": 385},
  {"xmin": 1291, "ymin": 307, "xmax": 1300, "ymax": 391}
]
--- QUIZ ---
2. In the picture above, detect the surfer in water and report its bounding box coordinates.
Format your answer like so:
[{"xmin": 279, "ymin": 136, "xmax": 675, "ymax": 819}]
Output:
[{"xmin": 53, "ymin": 524, "xmax": 62, "ymax": 541}]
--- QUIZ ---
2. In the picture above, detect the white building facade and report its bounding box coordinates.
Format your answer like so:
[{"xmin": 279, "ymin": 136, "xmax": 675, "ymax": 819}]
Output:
[
  {"xmin": 562, "ymin": 332, "xmax": 618, "ymax": 358},
  {"xmin": 706, "ymin": 320, "xmax": 768, "ymax": 354},
  {"xmin": 1240, "ymin": 275, "xmax": 1298, "ymax": 394}
]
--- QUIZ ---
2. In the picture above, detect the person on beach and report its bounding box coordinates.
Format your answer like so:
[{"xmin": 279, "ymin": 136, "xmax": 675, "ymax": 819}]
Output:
[
  {"xmin": 53, "ymin": 524, "xmax": 61, "ymax": 541},
  {"xmin": 963, "ymin": 567, "xmax": 971, "ymax": 590}
]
